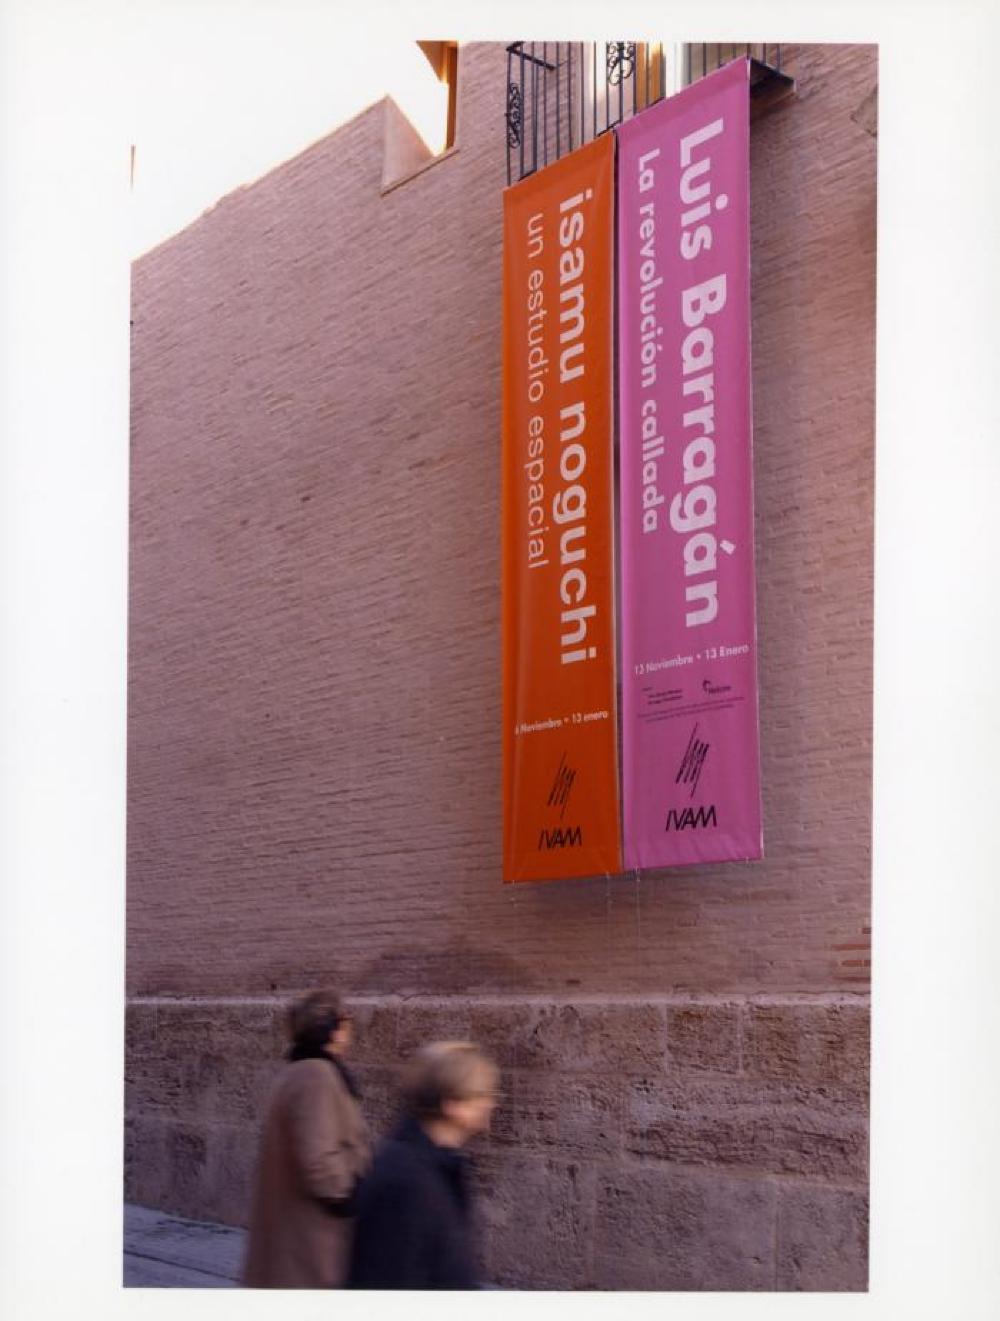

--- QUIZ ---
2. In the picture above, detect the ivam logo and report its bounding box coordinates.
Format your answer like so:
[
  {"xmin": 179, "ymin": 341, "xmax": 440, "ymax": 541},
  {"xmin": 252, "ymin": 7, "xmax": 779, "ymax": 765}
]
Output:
[
  {"xmin": 538, "ymin": 825, "xmax": 584, "ymax": 850},
  {"xmin": 665, "ymin": 805, "xmax": 718, "ymax": 832}
]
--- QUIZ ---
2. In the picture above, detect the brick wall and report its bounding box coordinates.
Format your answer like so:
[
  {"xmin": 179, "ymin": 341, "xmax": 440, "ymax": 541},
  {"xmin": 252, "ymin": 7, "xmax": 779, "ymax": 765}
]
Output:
[{"xmin": 126, "ymin": 43, "xmax": 875, "ymax": 1289}]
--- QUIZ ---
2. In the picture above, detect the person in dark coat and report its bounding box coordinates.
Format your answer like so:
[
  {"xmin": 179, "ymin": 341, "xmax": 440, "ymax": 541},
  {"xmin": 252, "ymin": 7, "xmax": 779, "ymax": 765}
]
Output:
[
  {"xmin": 242, "ymin": 989, "xmax": 370, "ymax": 1288},
  {"xmin": 347, "ymin": 1041, "xmax": 498, "ymax": 1290}
]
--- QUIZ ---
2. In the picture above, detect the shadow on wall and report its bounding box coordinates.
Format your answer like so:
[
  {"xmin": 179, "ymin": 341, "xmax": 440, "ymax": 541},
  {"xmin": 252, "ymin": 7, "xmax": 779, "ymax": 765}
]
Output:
[{"xmin": 354, "ymin": 939, "xmax": 541, "ymax": 995}]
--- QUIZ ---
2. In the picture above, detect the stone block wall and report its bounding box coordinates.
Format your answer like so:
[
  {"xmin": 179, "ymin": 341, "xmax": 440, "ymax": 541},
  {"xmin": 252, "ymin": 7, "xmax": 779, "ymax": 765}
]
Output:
[{"xmin": 125, "ymin": 993, "xmax": 868, "ymax": 1290}]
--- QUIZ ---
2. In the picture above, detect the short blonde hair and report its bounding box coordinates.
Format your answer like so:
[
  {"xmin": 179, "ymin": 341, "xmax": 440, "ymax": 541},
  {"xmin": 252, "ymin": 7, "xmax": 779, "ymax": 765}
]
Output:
[{"xmin": 401, "ymin": 1041, "xmax": 498, "ymax": 1118}]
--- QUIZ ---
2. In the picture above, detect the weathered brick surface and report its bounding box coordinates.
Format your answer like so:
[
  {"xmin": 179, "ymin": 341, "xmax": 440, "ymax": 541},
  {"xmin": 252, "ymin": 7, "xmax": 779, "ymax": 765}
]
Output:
[
  {"xmin": 126, "ymin": 40, "xmax": 874, "ymax": 1291},
  {"xmin": 492, "ymin": 1070, "xmax": 626, "ymax": 1157},
  {"xmin": 520, "ymin": 1002, "xmax": 668, "ymax": 1075},
  {"xmin": 465, "ymin": 1001, "xmax": 535, "ymax": 1069},
  {"xmin": 162, "ymin": 1124, "xmax": 210, "ymax": 1214},
  {"xmin": 594, "ymin": 1164, "xmax": 777, "ymax": 1290},
  {"xmin": 126, "ymin": 1001, "xmax": 282, "ymax": 1127},
  {"xmin": 349, "ymin": 1001, "xmax": 399, "ymax": 1068},
  {"xmin": 124, "ymin": 1115, "xmax": 169, "ymax": 1209},
  {"xmin": 743, "ymin": 1003, "xmax": 871, "ymax": 1085},
  {"xmin": 776, "ymin": 1183, "xmax": 869, "ymax": 1291},
  {"xmin": 667, "ymin": 1004, "xmax": 741, "ymax": 1074},
  {"xmin": 625, "ymin": 1075, "xmax": 867, "ymax": 1181},
  {"xmin": 153, "ymin": 1002, "xmax": 282, "ymax": 1062},
  {"xmin": 351, "ymin": 1064, "xmax": 402, "ymax": 1139},
  {"xmin": 394, "ymin": 1002, "xmax": 471, "ymax": 1057},
  {"xmin": 125, "ymin": 1114, "xmax": 258, "ymax": 1229},
  {"xmin": 473, "ymin": 1152, "xmax": 598, "ymax": 1290},
  {"xmin": 202, "ymin": 1123, "xmax": 260, "ymax": 1229}
]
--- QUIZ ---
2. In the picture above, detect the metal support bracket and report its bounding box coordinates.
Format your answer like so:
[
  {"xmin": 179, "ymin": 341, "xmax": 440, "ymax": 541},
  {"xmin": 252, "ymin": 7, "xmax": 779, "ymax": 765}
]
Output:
[{"xmin": 749, "ymin": 58, "xmax": 796, "ymax": 117}]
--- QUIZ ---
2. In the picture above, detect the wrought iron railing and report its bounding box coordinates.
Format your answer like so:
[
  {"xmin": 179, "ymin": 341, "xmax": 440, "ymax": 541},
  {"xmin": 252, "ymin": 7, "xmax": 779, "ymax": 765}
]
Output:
[{"xmin": 505, "ymin": 42, "xmax": 786, "ymax": 185}]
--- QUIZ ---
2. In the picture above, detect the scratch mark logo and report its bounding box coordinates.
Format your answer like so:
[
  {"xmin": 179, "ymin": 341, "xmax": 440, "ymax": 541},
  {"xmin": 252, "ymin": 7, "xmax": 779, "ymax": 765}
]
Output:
[
  {"xmin": 547, "ymin": 751, "xmax": 577, "ymax": 820},
  {"xmin": 675, "ymin": 723, "xmax": 709, "ymax": 799}
]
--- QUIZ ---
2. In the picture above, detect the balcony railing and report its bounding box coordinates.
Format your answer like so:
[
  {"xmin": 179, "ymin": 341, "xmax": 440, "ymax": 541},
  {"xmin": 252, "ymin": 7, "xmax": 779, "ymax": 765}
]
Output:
[{"xmin": 505, "ymin": 42, "xmax": 790, "ymax": 185}]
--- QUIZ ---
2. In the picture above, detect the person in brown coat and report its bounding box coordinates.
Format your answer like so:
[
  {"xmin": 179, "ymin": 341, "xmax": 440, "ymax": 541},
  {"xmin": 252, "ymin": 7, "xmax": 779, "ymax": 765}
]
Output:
[{"xmin": 242, "ymin": 989, "xmax": 370, "ymax": 1288}]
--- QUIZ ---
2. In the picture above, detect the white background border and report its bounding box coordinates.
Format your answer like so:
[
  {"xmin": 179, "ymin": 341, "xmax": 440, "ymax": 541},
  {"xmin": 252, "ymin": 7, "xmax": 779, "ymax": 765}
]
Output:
[{"xmin": 1, "ymin": 2, "xmax": 998, "ymax": 1319}]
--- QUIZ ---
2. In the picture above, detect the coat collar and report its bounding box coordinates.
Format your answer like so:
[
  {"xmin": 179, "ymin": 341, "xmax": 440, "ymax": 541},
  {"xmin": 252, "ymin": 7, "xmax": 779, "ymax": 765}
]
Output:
[
  {"xmin": 392, "ymin": 1114, "xmax": 465, "ymax": 1175},
  {"xmin": 287, "ymin": 1045, "xmax": 362, "ymax": 1100}
]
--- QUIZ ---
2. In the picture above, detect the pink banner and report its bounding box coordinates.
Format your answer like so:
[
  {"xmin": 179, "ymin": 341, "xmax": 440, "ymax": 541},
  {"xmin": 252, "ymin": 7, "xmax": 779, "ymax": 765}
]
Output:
[{"xmin": 617, "ymin": 59, "xmax": 762, "ymax": 869}]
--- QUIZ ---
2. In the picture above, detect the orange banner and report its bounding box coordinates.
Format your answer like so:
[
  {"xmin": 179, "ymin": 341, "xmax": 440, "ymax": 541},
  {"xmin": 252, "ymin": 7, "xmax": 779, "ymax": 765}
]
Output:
[{"xmin": 501, "ymin": 134, "xmax": 622, "ymax": 883}]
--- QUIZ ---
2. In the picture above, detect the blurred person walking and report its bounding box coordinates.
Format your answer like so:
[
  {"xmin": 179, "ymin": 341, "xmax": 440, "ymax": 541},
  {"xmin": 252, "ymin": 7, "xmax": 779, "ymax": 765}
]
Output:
[
  {"xmin": 347, "ymin": 1040, "xmax": 498, "ymax": 1290},
  {"xmin": 242, "ymin": 989, "xmax": 370, "ymax": 1288}
]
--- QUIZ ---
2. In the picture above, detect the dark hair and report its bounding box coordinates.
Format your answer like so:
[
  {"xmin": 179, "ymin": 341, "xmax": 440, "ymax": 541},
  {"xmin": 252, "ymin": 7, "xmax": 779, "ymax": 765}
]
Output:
[
  {"xmin": 401, "ymin": 1041, "xmax": 498, "ymax": 1119},
  {"xmin": 286, "ymin": 989, "xmax": 346, "ymax": 1054}
]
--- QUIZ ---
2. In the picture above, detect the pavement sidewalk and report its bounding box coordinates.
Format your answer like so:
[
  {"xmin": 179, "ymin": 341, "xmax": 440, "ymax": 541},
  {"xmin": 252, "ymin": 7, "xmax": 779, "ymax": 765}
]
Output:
[
  {"xmin": 123, "ymin": 1201, "xmax": 505, "ymax": 1289},
  {"xmin": 123, "ymin": 1203, "xmax": 245, "ymax": 1287}
]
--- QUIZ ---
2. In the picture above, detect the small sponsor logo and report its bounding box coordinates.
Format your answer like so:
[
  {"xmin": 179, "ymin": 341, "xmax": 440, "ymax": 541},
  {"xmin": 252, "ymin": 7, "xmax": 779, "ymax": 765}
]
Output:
[
  {"xmin": 702, "ymin": 679, "xmax": 732, "ymax": 695},
  {"xmin": 665, "ymin": 805, "xmax": 718, "ymax": 832},
  {"xmin": 538, "ymin": 825, "xmax": 584, "ymax": 850}
]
